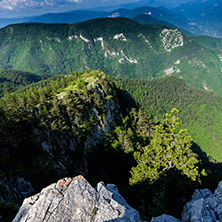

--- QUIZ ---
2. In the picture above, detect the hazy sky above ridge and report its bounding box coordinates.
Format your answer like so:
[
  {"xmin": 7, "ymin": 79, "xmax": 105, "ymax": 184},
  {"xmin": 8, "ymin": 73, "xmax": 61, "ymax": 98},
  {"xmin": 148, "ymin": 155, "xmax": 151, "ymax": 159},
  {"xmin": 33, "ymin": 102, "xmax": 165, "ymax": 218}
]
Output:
[{"xmin": 0, "ymin": 0, "xmax": 193, "ymax": 18}]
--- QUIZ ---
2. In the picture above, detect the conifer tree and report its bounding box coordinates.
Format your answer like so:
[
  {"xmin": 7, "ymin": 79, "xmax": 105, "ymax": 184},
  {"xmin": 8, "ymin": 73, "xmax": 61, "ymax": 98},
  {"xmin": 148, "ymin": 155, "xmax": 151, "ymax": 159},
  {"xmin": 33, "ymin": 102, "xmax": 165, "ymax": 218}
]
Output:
[{"xmin": 130, "ymin": 108, "xmax": 200, "ymax": 185}]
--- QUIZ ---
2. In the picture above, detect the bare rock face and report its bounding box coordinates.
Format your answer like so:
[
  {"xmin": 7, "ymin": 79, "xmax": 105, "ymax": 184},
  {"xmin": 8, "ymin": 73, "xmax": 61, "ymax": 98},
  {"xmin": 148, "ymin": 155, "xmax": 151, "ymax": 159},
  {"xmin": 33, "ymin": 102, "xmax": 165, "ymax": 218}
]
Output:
[
  {"xmin": 13, "ymin": 175, "xmax": 143, "ymax": 222},
  {"xmin": 182, "ymin": 181, "xmax": 222, "ymax": 222}
]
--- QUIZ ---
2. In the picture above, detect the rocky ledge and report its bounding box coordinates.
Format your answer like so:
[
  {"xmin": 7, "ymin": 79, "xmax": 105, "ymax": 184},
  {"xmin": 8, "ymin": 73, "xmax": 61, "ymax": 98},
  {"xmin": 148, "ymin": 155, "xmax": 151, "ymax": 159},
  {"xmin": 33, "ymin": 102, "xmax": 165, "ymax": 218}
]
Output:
[
  {"xmin": 13, "ymin": 175, "xmax": 222, "ymax": 222},
  {"xmin": 13, "ymin": 175, "xmax": 143, "ymax": 222}
]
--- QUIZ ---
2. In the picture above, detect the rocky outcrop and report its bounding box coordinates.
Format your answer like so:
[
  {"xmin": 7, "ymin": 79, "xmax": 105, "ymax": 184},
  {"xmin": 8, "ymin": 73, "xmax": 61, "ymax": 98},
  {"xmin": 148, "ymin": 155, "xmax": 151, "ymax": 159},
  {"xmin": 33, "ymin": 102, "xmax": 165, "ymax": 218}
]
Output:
[
  {"xmin": 12, "ymin": 176, "xmax": 222, "ymax": 222},
  {"xmin": 13, "ymin": 175, "xmax": 143, "ymax": 222},
  {"xmin": 151, "ymin": 214, "xmax": 180, "ymax": 222},
  {"xmin": 182, "ymin": 181, "xmax": 222, "ymax": 222},
  {"xmin": 152, "ymin": 181, "xmax": 222, "ymax": 222}
]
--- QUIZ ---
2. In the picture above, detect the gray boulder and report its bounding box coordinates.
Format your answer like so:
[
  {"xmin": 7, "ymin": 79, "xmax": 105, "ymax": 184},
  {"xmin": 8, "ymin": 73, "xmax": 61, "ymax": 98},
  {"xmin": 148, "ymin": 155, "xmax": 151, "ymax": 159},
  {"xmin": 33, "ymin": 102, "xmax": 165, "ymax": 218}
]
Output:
[
  {"xmin": 13, "ymin": 175, "xmax": 143, "ymax": 222},
  {"xmin": 182, "ymin": 181, "xmax": 222, "ymax": 222},
  {"xmin": 151, "ymin": 214, "xmax": 180, "ymax": 222}
]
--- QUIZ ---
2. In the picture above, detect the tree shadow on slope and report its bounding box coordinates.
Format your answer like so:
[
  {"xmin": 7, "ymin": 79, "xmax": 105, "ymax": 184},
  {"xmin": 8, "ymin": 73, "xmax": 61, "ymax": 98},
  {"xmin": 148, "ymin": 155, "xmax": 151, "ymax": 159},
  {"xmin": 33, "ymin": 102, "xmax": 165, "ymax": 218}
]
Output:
[
  {"xmin": 192, "ymin": 142, "xmax": 222, "ymax": 192},
  {"xmin": 87, "ymin": 142, "xmax": 204, "ymax": 221},
  {"xmin": 124, "ymin": 168, "xmax": 200, "ymax": 221},
  {"xmin": 123, "ymin": 142, "xmax": 222, "ymax": 221},
  {"xmin": 87, "ymin": 140, "xmax": 136, "ymax": 189}
]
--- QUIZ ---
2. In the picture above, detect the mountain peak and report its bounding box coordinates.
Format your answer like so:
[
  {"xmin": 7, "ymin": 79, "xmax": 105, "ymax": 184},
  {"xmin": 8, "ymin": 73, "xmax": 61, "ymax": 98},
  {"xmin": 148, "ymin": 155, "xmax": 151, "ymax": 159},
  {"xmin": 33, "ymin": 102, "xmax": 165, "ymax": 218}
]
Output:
[{"xmin": 13, "ymin": 175, "xmax": 143, "ymax": 222}]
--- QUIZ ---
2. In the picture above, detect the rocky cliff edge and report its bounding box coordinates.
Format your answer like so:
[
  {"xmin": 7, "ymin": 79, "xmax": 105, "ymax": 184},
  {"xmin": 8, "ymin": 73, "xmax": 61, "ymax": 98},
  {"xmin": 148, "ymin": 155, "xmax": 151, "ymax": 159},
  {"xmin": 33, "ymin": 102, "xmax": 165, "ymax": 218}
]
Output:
[{"xmin": 13, "ymin": 175, "xmax": 143, "ymax": 222}]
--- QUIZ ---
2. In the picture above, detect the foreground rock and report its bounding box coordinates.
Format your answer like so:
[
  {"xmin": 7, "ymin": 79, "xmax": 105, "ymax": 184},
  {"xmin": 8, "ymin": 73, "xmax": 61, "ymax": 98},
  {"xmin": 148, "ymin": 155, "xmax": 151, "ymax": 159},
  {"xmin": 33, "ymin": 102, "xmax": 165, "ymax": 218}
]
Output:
[
  {"xmin": 152, "ymin": 180, "xmax": 222, "ymax": 222},
  {"xmin": 151, "ymin": 214, "xmax": 180, "ymax": 222},
  {"xmin": 182, "ymin": 181, "xmax": 222, "ymax": 222},
  {"xmin": 13, "ymin": 175, "xmax": 143, "ymax": 222}
]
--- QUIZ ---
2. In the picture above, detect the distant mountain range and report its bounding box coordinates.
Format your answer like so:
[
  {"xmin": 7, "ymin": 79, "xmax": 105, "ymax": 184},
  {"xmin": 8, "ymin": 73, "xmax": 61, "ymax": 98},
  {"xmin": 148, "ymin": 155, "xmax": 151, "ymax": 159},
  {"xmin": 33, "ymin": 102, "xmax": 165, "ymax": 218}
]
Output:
[
  {"xmin": 0, "ymin": 6, "xmax": 188, "ymax": 29},
  {"xmin": 1, "ymin": 1, "xmax": 222, "ymax": 37},
  {"xmin": 174, "ymin": 0, "xmax": 222, "ymax": 37},
  {"xmin": 0, "ymin": 17, "xmax": 222, "ymax": 95},
  {"xmin": 132, "ymin": 14, "xmax": 193, "ymax": 36}
]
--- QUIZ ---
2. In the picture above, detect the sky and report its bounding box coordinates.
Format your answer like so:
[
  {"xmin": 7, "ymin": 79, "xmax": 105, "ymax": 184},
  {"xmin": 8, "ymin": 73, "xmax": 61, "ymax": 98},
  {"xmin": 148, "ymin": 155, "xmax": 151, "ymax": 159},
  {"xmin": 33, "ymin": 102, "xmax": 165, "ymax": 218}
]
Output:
[{"xmin": 0, "ymin": 0, "xmax": 193, "ymax": 18}]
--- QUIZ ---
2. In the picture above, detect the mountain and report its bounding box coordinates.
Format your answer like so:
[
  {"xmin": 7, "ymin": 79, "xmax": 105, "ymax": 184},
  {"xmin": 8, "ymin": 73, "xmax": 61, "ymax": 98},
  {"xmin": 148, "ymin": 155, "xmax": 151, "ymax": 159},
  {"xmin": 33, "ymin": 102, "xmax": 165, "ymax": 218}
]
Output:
[
  {"xmin": 1, "ymin": 69, "xmax": 222, "ymax": 222},
  {"xmin": 90, "ymin": 0, "xmax": 193, "ymax": 11},
  {"xmin": 191, "ymin": 35, "xmax": 222, "ymax": 51},
  {"xmin": 117, "ymin": 76, "xmax": 222, "ymax": 162},
  {"xmin": 26, "ymin": 6, "xmax": 186, "ymax": 28},
  {"xmin": 0, "ymin": 17, "xmax": 32, "ymax": 29},
  {"xmin": 27, "ymin": 10, "xmax": 109, "ymax": 24},
  {"xmin": 0, "ymin": 69, "xmax": 46, "ymax": 96},
  {"xmin": 0, "ymin": 6, "xmax": 185, "ymax": 29},
  {"xmin": 0, "ymin": 18, "xmax": 222, "ymax": 95},
  {"xmin": 174, "ymin": 0, "xmax": 222, "ymax": 21},
  {"xmin": 102, "ymin": 6, "xmax": 190, "ymax": 31},
  {"xmin": 174, "ymin": 0, "xmax": 222, "ymax": 37},
  {"xmin": 132, "ymin": 13, "xmax": 178, "ymax": 27},
  {"xmin": 132, "ymin": 14, "xmax": 193, "ymax": 36}
]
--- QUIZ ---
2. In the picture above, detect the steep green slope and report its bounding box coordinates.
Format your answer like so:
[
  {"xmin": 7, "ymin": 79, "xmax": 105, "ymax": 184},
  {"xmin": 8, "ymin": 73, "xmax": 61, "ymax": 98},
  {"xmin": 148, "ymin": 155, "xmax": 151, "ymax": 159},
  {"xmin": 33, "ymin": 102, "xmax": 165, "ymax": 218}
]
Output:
[
  {"xmin": 0, "ymin": 69, "xmax": 46, "ymax": 96},
  {"xmin": 0, "ymin": 18, "xmax": 222, "ymax": 94},
  {"xmin": 191, "ymin": 35, "xmax": 222, "ymax": 51},
  {"xmin": 117, "ymin": 76, "xmax": 222, "ymax": 162}
]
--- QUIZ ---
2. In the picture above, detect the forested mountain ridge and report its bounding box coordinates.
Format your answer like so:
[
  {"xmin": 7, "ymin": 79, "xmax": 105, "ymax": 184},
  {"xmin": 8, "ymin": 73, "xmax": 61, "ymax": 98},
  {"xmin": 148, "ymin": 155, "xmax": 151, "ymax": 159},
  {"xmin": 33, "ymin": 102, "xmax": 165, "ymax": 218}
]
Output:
[
  {"xmin": 0, "ymin": 70, "xmax": 209, "ymax": 222},
  {"xmin": 132, "ymin": 14, "xmax": 193, "ymax": 36},
  {"xmin": 0, "ymin": 70, "xmax": 125, "ymax": 221},
  {"xmin": 0, "ymin": 17, "xmax": 222, "ymax": 94},
  {"xmin": 0, "ymin": 69, "xmax": 47, "ymax": 96},
  {"xmin": 117, "ymin": 75, "xmax": 222, "ymax": 162},
  {"xmin": 191, "ymin": 35, "xmax": 222, "ymax": 51}
]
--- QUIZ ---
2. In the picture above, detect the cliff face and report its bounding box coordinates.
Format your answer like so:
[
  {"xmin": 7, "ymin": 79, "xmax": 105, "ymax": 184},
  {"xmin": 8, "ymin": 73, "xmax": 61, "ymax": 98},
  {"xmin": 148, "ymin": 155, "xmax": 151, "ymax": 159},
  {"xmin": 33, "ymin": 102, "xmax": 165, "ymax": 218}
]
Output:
[
  {"xmin": 13, "ymin": 175, "xmax": 143, "ymax": 222},
  {"xmin": 0, "ymin": 70, "xmax": 123, "ymax": 218}
]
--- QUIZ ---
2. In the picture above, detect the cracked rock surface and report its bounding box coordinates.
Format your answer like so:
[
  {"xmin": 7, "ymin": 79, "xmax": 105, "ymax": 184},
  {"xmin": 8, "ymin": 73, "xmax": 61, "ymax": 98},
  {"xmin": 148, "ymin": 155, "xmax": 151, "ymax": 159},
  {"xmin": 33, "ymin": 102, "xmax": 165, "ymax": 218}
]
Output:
[
  {"xmin": 182, "ymin": 181, "xmax": 222, "ymax": 222},
  {"xmin": 13, "ymin": 175, "xmax": 143, "ymax": 222}
]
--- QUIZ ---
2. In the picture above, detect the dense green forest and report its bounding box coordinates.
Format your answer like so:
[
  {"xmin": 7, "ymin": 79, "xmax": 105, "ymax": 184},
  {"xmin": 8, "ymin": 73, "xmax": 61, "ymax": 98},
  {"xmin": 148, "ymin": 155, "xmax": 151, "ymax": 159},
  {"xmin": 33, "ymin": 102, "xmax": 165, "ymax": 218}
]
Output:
[
  {"xmin": 116, "ymin": 76, "xmax": 222, "ymax": 162},
  {"xmin": 191, "ymin": 35, "xmax": 222, "ymax": 51},
  {"xmin": 0, "ymin": 69, "xmax": 47, "ymax": 96},
  {"xmin": 1, "ymin": 70, "xmax": 218, "ymax": 222},
  {"xmin": 0, "ymin": 18, "xmax": 222, "ymax": 93}
]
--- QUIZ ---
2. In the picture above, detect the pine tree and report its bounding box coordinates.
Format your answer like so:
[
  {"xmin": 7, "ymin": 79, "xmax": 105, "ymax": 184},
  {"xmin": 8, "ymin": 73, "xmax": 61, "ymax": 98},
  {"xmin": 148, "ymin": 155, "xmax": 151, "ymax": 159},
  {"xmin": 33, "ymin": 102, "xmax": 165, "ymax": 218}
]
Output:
[{"xmin": 130, "ymin": 108, "xmax": 200, "ymax": 185}]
